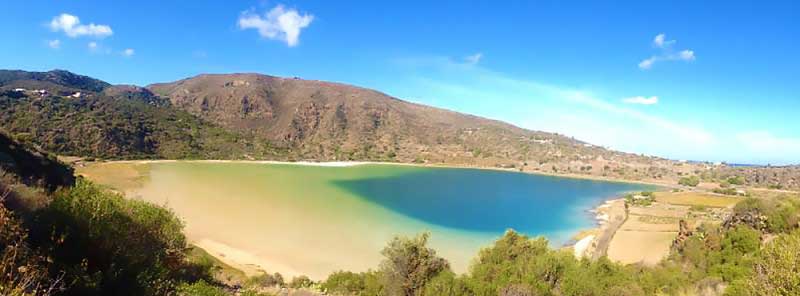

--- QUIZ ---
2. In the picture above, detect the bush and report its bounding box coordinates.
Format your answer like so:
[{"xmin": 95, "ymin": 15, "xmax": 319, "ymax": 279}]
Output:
[
  {"xmin": 731, "ymin": 197, "xmax": 800, "ymax": 234},
  {"xmin": 625, "ymin": 191, "xmax": 656, "ymax": 206},
  {"xmin": 288, "ymin": 275, "xmax": 314, "ymax": 289},
  {"xmin": 727, "ymin": 176, "xmax": 745, "ymax": 185},
  {"xmin": 560, "ymin": 258, "xmax": 643, "ymax": 296},
  {"xmin": 468, "ymin": 230, "xmax": 570, "ymax": 295},
  {"xmin": 176, "ymin": 280, "xmax": 228, "ymax": 296},
  {"xmin": 321, "ymin": 271, "xmax": 370, "ymax": 295},
  {"xmin": 379, "ymin": 232, "xmax": 450, "ymax": 296},
  {"xmin": 247, "ymin": 272, "xmax": 284, "ymax": 288},
  {"xmin": 30, "ymin": 179, "xmax": 189, "ymax": 295},
  {"xmin": 679, "ymin": 176, "xmax": 700, "ymax": 187},
  {"xmin": 421, "ymin": 271, "xmax": 471, "ymax": 296},
  {"xmin": 712, "ymin": 187, "xmax": 740, "ymax": 196},
  {"xmin": 0, "ymin": 196, "xmax": 55, "ymax": 295},
  {"xmin": 741, "ymin": 231, "xmax": 800, "ymax": 295}
]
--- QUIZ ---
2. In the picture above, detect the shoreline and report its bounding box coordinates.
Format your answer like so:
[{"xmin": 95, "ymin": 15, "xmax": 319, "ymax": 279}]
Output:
[
  {"xmin": 77, "ymin": 158, "xmax": 656, "ymax": 278},
  {"xmin": 567, "ymin": 197, "xmax": 629, "ymax": 259},
  {"xmin": 79, "ymin": 158, "xmax": 672, "ymax": 188}
]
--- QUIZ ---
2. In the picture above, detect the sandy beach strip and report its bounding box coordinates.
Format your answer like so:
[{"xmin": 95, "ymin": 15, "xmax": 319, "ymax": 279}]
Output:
[{"xmin": 193, "ymin": 238, "xmax": 307, "ymax": 278}]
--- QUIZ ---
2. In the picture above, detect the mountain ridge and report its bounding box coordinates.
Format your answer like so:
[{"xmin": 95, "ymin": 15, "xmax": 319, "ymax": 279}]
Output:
[{"xmin": 1, "ymin": 69, "xmax": 798, "ymax": 189}]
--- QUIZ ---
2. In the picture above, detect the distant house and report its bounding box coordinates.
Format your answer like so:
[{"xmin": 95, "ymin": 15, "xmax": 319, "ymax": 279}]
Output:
[
  {"xmin": 71, "ymin": 92, "xmax": 82, "ymax": 98},
  {"xmin": 13, "ymin": 88, "xmax": 26, "ymax": 92}
]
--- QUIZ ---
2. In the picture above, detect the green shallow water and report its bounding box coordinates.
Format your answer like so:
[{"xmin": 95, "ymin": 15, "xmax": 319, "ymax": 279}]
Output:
[{"xmin": 131, "ymin": 162, "xmax": 651, "ymax": 278}]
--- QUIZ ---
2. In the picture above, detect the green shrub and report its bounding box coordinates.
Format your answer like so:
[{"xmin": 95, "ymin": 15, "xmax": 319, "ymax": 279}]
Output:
[
  {"xmin": 679, "ymin": 176, "xmax": 700, "ymax": 187},
  {"xmin": 0, "ymin": 199, "xmax": 54, "ymax": 295},
  {"xmin": 322, "ymin": 271, "xmax": 368, "ymax": 295},
  {"xmin": 727, "ymin": 176, "xmax": 745, "ymax": 185},
  {"xmin": 713, "ymin": 187, "xmax": 740, "ymax": 196},
  {"xmin": 30, "ymin": 179, "xmax": 188, "ymax": 295},
  {"xmin": 379, "ymin": 232, "xmax": 450, "ymax": 296},
  {"xmin": 247, "ymin": 272, "xmax": 285, "ymax": 288},
  {"xmin": 288, "ymin": 275, "xmax": 314, "ymax": 289},
  {"xmin": 176, "ymin": 280, "xmax": 228, "ymax": 296},
  {"xmin": 422, "ymin": 271, "xmax": 471, "ymax": 296},
  {"xmin": 740, "ymin": 231, "xmax": 800, "ymax": 295},
  {"xmin": 468, "ymin": 230, "xmax": 569, "ymax": 295}
]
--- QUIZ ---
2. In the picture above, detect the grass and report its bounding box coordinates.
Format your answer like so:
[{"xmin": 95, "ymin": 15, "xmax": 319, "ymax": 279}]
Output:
[
  {"xmin": 655, "ymin": 191, "xmax": 742, "ymax": 208},
  {"xmin": 637, "ymin": 215, "xmax": 681, "ymax": 225},
  {"xmin": 187, "ymin": 245, "xmax": 249, "ymax": 285},
  {"xmin": 75, "ymin": 162, "xmax": 150, "ymax": 192}
]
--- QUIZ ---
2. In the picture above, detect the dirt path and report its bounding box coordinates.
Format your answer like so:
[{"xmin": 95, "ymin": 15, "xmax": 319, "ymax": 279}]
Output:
[{"xmin": 592, "ymin": 199, "xmax": 627, "ymax": 259}]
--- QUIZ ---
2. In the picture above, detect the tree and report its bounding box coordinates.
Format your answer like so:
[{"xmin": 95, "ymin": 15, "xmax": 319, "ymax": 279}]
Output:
[{"xmin": 379, "ymin": 233, "xmax": 450, "ymax": 296}]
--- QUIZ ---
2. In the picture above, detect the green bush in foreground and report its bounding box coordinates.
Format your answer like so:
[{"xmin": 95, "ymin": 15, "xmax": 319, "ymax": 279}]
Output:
[
  {"xmin": 379, "ymin": 232, "xmax": 450, "ymax": 296},
  {"xmin": 742, "ymin": 230, "xmax": 800, "ymax": 295},
  {"xmin": 177, "ymin": 280, "xmax": 228, "ymax": 296},
  {"xmin": 30, "ymin": 179, "xmax": 191, "ymax": 295}
]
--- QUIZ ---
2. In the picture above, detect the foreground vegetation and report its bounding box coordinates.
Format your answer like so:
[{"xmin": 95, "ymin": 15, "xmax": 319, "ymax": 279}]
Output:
[{"xmin": 2, "ymin": 130, "xmax": 800, "ymax": 295}]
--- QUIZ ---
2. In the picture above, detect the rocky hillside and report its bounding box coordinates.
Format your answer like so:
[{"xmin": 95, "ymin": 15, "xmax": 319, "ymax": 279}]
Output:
[
  {"xmin": 149, "ymin": 74, "xmax": 639, "ymax": 165},
  {"xmin": 0, "ymin": 70, "xmax": 276, "ymax": 160}
]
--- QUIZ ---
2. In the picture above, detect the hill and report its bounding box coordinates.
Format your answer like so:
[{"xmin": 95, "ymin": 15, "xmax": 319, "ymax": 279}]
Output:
[
  {"xmin": 0, "ymin": 70, "xmax": 278, "ymax": 160},
  {"xmin": 0, "ymin": 69, "xmax": 797, "ymax": 189}
]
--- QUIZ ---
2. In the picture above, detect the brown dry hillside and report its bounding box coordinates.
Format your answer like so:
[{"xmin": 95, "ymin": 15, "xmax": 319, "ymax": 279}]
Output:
[{"xmin": 148, "ymin": 73, "xmax": 608, "ymax": 165}]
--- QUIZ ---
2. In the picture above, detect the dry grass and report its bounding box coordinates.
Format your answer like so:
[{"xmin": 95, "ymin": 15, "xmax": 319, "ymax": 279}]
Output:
[
  {"xmin": 655, "ymin": 191, "xmax": 742, "ymax": 208},
  {"xmin": 75, "ymin": 162, "xmax": 150, "ymax": 192},
  {"xmin": 186, "ymin": 245, "xmax": 248, "ymax": 286},
  {"xmin": 607, "ymin": 230, "xmax": 677, "ymax": 265}
]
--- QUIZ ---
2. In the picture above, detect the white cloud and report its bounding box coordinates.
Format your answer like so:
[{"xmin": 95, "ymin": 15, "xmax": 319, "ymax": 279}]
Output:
[
  {"xmin": 638, "ymin": 57, "xmax": 656, "ymax": 70},
  {"xmin": 87, "ymin": 42, "xmax": 112, "ymax": 54},
  {"xmin": 639, "ymin": 33, "xmax": 695, "ymax": 70},
  {"xmin": 464, "ymin": 53, "xmax": 483, "ymax": 65},
  {"xmin": 49, "ymin": 13, "xmax": 112, "ymax": 38},
  {"xmin": 122, "ymin": 48, "xmax": 135, "ymax": 57},
  {"xmin": 653, "ymin": 33, "xmax": 675, "ymax": 48},
  {"xmin": 47, "ymin": 39, "xmax": 61, "ymax": 49},
  {"xmin": 679, "ymin": 50, "xmax": 695, "ymax": 61},
  {"xmin": 622, "ymin": 96, "xmax": 659, "ymax": 105},
  {"xmin": 736, "ymin": 131, "xmax": 800, "ymax": 164},
  {"xmin": 238, "ymin": 5, "xmax": 314, "ymax": 47},
  {"xmin": 392, "ymin": 55, "xmax": 715, "ymax": 151}
]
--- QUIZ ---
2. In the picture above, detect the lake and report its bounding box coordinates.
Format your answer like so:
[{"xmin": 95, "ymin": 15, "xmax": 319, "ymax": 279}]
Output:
[{"xmin": 85, "ymin": 161, "xmax": 651, "ymax": 279}]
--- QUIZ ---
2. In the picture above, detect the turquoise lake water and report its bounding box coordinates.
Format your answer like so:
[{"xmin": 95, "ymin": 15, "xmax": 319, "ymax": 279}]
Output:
[
  {"xmin": 128, "ymin": 162, "xmax": 653, "ymax": 277},
  {"xmin": 335, "ymin": 166, "xmax": 651, "ymax": 242}
]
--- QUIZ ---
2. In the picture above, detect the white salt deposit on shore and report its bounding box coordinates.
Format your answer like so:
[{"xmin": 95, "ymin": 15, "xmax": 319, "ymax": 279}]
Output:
[
  {"xmin": 573, "ymin": 235, "xmax": 595, "ymax": 258},
  {"xmin": 122, "ymin": 159, "xmax": 372, "ymax": 167}
]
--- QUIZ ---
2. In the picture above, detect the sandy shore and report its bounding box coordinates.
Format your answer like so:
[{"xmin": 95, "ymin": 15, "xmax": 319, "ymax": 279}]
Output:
[
  {"xmin": 194, "ymin": 238, "xmax": 305, "ymax": 277},
  {"xmin": 580, "ymin": 198, "xmax": 628, "ymax": 260},
  {"xmin": 84, "ymin": 158, "xmax": 672, "ymax": 188}
]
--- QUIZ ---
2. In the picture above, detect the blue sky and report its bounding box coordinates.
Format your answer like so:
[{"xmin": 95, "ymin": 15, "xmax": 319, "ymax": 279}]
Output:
[{"xmin": 1, "ymin": 1, "xmax": 799, "ymax": 165}]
